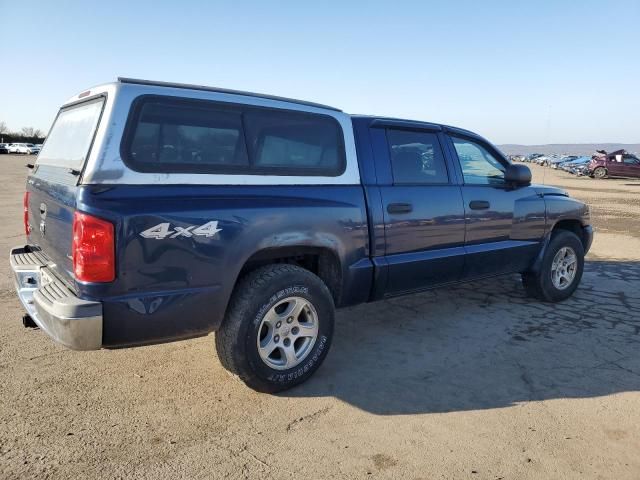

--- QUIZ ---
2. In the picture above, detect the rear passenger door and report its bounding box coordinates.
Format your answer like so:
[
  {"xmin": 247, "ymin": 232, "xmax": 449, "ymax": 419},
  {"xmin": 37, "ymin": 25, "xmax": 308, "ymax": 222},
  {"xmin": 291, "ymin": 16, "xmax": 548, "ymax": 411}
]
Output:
[
  {"xmin": 445, "ymin": 134, "xmax": 546, "ymax": 278},
  {"xmin": 621, "ymin": 154, "xmax": 640, "ymax": 177},
  {"xmin": 377, "ymin": 127, "xmax": 466, "ymax": 295}
]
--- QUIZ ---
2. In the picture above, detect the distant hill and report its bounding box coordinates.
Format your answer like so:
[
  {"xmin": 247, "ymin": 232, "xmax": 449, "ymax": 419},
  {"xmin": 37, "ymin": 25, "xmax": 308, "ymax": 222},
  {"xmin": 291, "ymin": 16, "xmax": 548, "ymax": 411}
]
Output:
[{"xmin": 497, "ymin": 143, "xmax": 640, "ymax": 156}]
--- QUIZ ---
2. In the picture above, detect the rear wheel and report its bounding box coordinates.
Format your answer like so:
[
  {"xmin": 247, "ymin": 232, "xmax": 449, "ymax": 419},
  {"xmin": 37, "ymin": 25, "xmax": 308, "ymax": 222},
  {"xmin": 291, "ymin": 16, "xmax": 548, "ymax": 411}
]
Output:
[
  {"xmin": 522, "ymin": 230, "xmax": 584, "ymax": 302},
  {"xmin": 215, "ymin": 264, "xmax": 334, "ymax": 392},
  {"xmin": 593, "ymin": 167, "xmax": 607, "ymax": 179}
]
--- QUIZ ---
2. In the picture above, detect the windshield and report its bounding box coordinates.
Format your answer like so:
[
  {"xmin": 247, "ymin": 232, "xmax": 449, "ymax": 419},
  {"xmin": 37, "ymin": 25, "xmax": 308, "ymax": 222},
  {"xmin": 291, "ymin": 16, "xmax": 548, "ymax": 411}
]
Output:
[{"xmin": 37, "ymin": 97, "xmax": 105, "ymax": 170}]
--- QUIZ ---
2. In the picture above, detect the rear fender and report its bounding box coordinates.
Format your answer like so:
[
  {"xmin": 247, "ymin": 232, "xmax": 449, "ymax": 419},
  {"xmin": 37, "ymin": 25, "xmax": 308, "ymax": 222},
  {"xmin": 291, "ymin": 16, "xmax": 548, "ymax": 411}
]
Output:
[{"xmin": 82, "ymin": 185, "xmax": 371, "ymax": 347}]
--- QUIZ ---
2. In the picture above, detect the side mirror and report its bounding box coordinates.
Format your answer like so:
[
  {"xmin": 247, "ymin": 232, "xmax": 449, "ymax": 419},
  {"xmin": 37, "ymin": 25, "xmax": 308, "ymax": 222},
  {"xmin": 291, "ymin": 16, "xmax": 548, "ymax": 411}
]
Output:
[{"xmin": 504, "ymin": 163, "xmax": 531, "ymax": 186}]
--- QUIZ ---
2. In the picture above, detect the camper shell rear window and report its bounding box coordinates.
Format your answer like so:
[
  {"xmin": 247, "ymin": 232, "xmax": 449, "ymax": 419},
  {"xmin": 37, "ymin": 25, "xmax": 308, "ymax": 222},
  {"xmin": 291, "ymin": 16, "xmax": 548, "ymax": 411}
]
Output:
[{"xmin": 36, "ymin": 97, "xmax": 105, "ymax": 171}]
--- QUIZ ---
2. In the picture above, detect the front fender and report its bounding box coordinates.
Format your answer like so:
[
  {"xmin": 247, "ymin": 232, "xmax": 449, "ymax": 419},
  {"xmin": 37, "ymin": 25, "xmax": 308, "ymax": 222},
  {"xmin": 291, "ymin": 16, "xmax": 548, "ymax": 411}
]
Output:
[
  {"xmin": 529, "ymin": 196, "xmax": 593, "ymax": 273},
  {"xmin": 544, "ymin": 195, "xmax": 591, "ymax": 233}
]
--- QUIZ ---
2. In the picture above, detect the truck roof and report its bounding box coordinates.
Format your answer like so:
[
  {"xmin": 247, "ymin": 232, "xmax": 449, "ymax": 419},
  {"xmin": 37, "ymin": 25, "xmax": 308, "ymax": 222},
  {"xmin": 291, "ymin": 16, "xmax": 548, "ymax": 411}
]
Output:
[
  {"xmin": 65, "ymin": 79, "xmax": 482, "ymax": 141},
  {"xmin": 117, "ymin": 77, "xmax": 343, "ymax": 112},
  {"xmin": 351, "ymin": 115, "xmax": 482, "ymax": 139}
]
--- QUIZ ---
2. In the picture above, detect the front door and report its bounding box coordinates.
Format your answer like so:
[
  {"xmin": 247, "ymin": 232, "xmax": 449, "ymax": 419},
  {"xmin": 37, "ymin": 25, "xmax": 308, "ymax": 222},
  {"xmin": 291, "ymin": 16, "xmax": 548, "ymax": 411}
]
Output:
[
  {"xmin": 446, "ymin": 134, "xmax": 546, "ymax": 279},
  {"xmin": 379, "ymin": 128, "xmax": 466, "ymax": 295},
  {"xmin": 606, "ymin": 157, "xmax": 626, "ymax": 176}
]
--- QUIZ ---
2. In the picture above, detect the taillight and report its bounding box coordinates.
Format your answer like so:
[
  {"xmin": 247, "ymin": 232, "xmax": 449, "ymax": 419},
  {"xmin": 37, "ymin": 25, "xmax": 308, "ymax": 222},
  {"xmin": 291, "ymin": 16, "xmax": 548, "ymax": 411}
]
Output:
[
  {"xmin": 23, "ymin": 192, "xmax": 30, "ymax": 236},
  {"xmin": 72, "ymin": 211, "xmax": 115, "ymax": 282}
]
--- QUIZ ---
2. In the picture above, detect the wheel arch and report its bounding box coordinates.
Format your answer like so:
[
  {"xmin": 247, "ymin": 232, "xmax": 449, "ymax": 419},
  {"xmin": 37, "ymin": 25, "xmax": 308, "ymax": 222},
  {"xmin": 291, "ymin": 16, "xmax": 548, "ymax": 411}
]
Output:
[
  {"xmin": 530, "ymin": 217, "xmax": 589, "ymax": 274},
  {"xmin": 551, "ymin": 218, "xmax": 589, "ymax": 251},
  {"xmin": 233, "ymin": 245, "xmax": 344, "ymax": 307}
]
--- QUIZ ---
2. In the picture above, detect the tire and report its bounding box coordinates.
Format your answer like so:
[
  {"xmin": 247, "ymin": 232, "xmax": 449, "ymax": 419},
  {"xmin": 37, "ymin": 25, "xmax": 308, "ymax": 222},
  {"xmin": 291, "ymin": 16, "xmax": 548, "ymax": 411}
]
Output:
[
  {"xmin": 215, "ymin": 264, "xmax": 335, "ymax": 392},
  {"xmin": 522, "ymin": 230, "xmax": 585, "ymax": 302},
  {"xmin": 593, "ymin": 167, "xmax": 607, "ymax": 179}
]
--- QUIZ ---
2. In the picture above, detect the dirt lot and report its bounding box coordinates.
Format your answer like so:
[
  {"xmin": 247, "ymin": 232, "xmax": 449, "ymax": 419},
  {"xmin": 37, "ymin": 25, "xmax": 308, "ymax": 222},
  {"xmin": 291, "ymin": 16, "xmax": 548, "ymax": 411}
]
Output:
[{"xmin": 0, "ymin": 156, "xmax": 639, "ymax": 479}]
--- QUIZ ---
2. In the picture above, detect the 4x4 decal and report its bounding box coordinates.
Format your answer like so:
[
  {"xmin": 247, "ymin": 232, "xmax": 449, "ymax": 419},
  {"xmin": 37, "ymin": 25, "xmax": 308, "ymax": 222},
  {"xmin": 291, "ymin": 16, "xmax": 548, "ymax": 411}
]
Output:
[{"xmin": 140, "ymin": 221, "xmax": 222, "ymax": 240}]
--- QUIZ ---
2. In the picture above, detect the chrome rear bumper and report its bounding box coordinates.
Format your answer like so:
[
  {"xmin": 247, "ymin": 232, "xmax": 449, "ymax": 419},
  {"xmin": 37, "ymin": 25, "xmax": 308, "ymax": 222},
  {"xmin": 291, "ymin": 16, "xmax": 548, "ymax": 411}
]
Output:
[{"xmin": 10, "ymin": 246, "xmax": 102, "ymax": 350}]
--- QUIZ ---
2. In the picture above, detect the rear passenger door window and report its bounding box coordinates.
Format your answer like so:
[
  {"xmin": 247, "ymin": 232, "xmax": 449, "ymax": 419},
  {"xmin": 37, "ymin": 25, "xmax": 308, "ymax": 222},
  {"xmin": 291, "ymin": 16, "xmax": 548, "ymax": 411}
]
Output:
[
  {"xmin": 123, "ymin": 96, "xmax": 345, "ymax": 176},
  {"xmin": 386, "ymin": 129, "xmax": 448, "ymax": 184}
]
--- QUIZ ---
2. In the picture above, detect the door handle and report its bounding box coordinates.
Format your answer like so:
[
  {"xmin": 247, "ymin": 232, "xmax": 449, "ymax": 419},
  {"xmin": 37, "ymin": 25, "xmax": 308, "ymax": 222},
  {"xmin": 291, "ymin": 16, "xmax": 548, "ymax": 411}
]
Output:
[
  {"xmin": 387, "ymin": 202, "xmax": 413, "ymax": 214},
  {"xmin": 469, "ymin": 200, "xmax": 490, "ymax": 210}
]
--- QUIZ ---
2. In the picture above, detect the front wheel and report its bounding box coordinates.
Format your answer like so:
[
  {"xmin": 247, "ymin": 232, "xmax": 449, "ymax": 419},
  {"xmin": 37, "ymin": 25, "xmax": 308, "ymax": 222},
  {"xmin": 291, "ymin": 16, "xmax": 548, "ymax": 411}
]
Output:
[
  {"xmin": 592, "ymin": 167, "xmax": 607, "ymax": 179},
  {"xmin": 215, "ymin": 264, "xmax": 335, "ymax": 392},
  {"xmin": 522, "ymin": 230, "xmax": 585, "ymax": 302}
]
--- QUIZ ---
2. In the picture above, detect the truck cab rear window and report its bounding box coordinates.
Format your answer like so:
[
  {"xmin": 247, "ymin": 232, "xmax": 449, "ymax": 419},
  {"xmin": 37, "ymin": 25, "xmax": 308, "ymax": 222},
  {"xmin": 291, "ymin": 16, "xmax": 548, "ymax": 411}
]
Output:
[{"xmin": 123, "ymin": 96, "xmax": 346, "ymax": 176}]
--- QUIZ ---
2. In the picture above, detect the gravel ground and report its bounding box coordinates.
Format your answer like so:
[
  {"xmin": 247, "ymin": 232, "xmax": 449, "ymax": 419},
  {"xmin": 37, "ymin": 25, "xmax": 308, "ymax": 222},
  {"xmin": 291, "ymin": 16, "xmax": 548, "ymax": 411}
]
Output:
[{"xmin": 0, "ymin": 156, "xmax": 639, "ymax": 479}]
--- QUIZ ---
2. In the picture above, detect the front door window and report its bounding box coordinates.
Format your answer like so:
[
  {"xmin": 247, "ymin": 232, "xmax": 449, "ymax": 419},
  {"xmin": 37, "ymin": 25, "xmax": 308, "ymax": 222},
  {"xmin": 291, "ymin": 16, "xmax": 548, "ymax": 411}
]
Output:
[{"xmin": 451, "ymin": 137, "xmax": 506, "ymax": 185}]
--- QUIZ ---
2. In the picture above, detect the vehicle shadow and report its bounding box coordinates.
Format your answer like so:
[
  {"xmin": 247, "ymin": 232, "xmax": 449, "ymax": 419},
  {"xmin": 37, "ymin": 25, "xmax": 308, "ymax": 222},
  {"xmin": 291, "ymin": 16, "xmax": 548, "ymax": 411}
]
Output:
[{"xmin": 286, "ymin": 260, "xmax": 640, "ymax": 415}]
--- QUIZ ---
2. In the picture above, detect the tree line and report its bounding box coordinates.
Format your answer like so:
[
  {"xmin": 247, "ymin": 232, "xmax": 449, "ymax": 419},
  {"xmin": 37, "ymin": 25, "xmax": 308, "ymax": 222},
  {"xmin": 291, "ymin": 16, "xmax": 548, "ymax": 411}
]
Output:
[{"xmin": 0, "ymin": 121, "xmax": 46, "ymax": 144}]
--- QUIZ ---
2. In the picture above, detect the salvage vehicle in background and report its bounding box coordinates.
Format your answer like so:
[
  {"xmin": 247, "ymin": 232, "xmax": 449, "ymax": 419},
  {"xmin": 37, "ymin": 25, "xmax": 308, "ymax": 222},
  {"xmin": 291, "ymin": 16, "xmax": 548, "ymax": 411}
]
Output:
[
  {"xmin": 573, "ymin": 162, "xmax": 591, "ymax": 176},
  {"xmin": 560, "ymin": 156, "xmax": 590, "ymax": 174},
  {"xmin": 10, "ymin": 78, "xmax": 593, "ymax": 392},
  {"xmin": 589, "ymin": 150, "xmax": 640, "ymax": 179}
]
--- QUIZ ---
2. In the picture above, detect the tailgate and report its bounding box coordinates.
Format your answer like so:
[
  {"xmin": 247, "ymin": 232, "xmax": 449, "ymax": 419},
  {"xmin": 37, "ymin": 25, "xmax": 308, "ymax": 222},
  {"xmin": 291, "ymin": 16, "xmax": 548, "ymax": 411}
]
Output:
[
  {"xmin": 26, "ymin": 96, "xmax": 106, "ymax": 288},
  {"xmin": 27, "ymin": 171, "xmax": 78, "ymax": 286}
]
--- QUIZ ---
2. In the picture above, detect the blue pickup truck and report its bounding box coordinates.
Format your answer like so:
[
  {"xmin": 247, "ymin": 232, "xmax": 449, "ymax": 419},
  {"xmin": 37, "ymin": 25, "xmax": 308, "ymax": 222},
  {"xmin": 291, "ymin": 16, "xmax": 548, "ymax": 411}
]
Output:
[{"xmin": 11, "ymin": 78, "xmax": 593, "ymax": 392}]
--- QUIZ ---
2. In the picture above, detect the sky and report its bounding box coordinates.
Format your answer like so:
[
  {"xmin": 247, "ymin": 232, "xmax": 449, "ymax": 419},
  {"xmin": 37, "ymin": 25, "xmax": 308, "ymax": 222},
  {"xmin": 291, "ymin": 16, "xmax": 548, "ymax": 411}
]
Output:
[{"xmin": 1, "ymin": 0, "xmax": 638, "ymax": 145}]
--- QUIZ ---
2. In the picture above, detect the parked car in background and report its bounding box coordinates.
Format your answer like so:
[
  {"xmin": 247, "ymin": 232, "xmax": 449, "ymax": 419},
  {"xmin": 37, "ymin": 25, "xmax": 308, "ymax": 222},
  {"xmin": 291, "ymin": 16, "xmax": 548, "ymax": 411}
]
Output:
[
  {"xmin": 0, "ymin": 144, "xmax": 10, "ymax": 154},
  {"xmin": 9, "ymin": 143, "xmax": 22, "ymax": 154},
  {"xmin": 589, "ymin": 150, "xmax": 640, "ymax": 179},
  {"xmin": 524, "ymin": 153, "xmax": 544, "ymax": 163},
  {"xmin": 8, "ymin": 143, "xmax": 40, "ymax": 155},
  {"xmin": 550, "ymin": 155, "xmax": 578, "ymax": 169}
]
